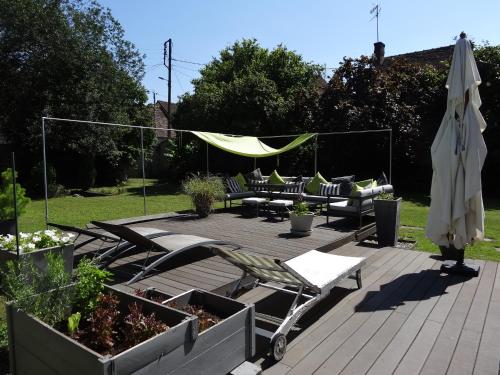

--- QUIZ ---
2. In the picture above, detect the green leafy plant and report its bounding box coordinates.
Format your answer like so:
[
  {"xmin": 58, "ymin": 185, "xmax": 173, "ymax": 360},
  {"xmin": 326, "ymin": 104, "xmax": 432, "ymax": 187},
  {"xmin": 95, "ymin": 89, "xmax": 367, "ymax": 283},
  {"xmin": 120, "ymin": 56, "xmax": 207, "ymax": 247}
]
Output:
[
  {"xmin": 0, "ymin": 168, "xmax": 31, "ymax": 221},
  {"xmin": 67, "ymin": 312, "xmax": 81, "ymax": 335},
  {"xmin": 182, "ymin": 175, "xmax": 225, "ymax": 217},
  {"xmin": 0, "ymin": 229, "xmax": 74, "ymax": 253},
  {"xmin": 377, "ymin": 192, "xmax": 397, "ymax": 200},
  {"xmin": 292, "ymin": 201, "xmax": 312, "ymax": 216},
  {"xmin": 1, "ymin": 252, "xmax": 73, "ymax": 326},
  {"xmin": 74, "ymin": 258, "xmax": 112, "ymax": 315}
]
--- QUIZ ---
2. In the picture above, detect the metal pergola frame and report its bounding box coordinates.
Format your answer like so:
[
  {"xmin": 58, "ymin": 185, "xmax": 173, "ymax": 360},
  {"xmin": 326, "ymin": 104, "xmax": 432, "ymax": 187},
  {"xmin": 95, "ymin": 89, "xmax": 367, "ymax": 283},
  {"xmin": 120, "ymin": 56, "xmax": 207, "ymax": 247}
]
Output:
[{"xmin": 41, "ymin": 116, "xmax": 392, "ymax": 226}]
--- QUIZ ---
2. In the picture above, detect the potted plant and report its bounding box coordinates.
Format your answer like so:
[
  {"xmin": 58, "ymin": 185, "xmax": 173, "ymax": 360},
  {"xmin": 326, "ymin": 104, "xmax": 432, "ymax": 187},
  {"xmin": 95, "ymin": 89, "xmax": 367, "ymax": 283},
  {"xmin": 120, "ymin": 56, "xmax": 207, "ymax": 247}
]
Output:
[
  {"xmin": 3, "ymin": 255, "xmax": 198, "ymax": 375},
  {"xmin": 136, "ymin": 288, "xmax": 256, "ymax": 374},
  {"xmin": 373, "ymin": 192, "xmax": 402, "ymax": 247},
  {"xmin": 182, "ymin": 175, "xmax": 225, "ymax": 218},
  {"xmin": 0, "ymin": 168, "xmax": 30, "ymax": 235},
  {"xmin": 290, "ymin": 201, "xmax": 315, "ymax": 236},
  {"xmin": 0, "ymin": 229, "xmax": 75, "ymax": 274}
]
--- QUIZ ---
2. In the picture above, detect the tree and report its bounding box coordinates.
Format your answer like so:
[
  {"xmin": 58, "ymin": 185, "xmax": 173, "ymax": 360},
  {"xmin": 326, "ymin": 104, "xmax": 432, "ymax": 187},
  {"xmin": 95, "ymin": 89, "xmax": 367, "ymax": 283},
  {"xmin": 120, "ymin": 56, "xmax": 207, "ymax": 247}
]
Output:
[
  {"xmin": 175, "ymin": 39, "xmax": 322, "ymax": 136},
  {"xmin": 0, "ymin": 0, "xmax": 152, "ymax": 189},
  {"xmin": 173, "ymin": 39, "xmax": 323, "ymax": 175},
  {"xmin": 315, "ymin": 56, "xmax": 448, "ymax": 188}
]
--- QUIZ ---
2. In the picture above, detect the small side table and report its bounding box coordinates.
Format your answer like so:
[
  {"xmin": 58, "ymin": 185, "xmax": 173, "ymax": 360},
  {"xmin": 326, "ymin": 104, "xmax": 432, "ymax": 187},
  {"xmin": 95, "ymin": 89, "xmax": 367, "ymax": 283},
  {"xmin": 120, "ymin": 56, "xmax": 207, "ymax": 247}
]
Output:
[
  {"xmin": 242, "ymin": 197, "xmax": 268, "ymax": 217},
  {"xmin": 268, "ymin": 199, "xmax": 294, "ymax": 221}
]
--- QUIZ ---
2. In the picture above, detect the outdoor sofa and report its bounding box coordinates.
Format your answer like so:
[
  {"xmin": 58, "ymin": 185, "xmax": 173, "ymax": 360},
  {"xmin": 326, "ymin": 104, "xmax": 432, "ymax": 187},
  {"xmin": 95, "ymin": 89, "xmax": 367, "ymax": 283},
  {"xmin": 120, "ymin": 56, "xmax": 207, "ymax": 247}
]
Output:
[{"xmin": 223, "ymin": 173, "xmax": 393, "ymax": 228}]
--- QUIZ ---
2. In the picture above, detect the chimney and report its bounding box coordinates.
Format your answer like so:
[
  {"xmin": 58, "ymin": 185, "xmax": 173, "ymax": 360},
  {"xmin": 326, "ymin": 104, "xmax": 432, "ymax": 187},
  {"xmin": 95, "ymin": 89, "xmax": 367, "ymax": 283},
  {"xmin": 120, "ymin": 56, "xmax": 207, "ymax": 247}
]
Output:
[{"xmin": 373, "ymin": 41, "xmax": 385, "ymax": 66}]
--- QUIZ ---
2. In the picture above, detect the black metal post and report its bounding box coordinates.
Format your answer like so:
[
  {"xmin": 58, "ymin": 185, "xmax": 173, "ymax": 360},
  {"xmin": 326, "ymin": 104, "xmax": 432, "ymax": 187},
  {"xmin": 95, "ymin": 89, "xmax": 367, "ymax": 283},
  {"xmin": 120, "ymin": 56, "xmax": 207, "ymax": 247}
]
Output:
[{"xmin": 11, "ymin": 153, "xmax": 20, "ymax": 257}]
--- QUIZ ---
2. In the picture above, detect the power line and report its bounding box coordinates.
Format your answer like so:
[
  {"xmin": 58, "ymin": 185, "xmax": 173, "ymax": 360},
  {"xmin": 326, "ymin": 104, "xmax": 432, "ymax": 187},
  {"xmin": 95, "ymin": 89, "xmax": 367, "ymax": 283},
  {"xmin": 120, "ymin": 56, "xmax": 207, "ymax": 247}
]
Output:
[
  {"xmin": 172, "ymin": 57, "xmax": 205, "ymax": 66},
  {"xmin": 172, "ymin": 63, "xmax": 200, "ymax": 73},
  {"xmin": 173, "ymin": 70, "xmax": 186, "ymax": 92}
]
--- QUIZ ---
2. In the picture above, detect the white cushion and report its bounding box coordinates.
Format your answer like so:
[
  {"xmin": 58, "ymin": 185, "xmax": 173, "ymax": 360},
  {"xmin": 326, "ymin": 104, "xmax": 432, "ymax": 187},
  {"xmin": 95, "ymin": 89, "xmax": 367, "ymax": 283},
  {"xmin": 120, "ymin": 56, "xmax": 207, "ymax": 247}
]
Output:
[
  {"xmin": 328, "ymin": 200, "xmax": 357, "ymax": 212},
  {"xmin": 284, "ymin": 250, "xmax": 364, "ymax": 294},
  {"xmin": 242, "ymin": 197, "xmax": 268, "ymax": 204},
  {"xmin": 269, "ymin": 199, "xmax": 294, "ymax": 207}
]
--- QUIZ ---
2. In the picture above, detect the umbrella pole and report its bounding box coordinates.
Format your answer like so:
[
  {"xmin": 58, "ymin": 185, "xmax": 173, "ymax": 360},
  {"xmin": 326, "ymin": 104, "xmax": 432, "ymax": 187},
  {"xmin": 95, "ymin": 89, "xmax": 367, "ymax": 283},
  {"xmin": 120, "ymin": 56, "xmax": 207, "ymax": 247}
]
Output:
[{"xmin": 440, "ymin": 247, "xmax": 480, "ymax": 277}]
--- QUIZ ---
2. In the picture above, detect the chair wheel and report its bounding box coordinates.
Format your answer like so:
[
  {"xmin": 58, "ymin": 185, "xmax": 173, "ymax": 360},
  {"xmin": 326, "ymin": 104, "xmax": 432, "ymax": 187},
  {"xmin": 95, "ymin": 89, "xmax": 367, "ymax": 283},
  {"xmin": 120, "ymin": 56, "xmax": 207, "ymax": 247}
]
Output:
[{"xmin": 271, "ymin": 334, "xmax": 287, "ymax": 361}]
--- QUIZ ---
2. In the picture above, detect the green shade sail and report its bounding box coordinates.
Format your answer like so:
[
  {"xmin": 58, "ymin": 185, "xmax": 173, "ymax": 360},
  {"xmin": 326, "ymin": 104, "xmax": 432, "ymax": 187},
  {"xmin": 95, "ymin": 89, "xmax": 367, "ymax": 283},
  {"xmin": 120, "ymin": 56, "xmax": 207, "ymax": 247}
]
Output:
[{"xmin": 191, "ymin": 131, "xmax": 316, "ymax": 158}]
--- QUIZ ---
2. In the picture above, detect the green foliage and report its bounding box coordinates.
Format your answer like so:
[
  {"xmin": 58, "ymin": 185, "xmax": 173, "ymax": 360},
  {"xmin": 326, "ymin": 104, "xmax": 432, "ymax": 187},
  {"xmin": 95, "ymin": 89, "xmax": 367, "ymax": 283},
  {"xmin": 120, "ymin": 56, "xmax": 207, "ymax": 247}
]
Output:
[
  {"xmin": 74, "ymin": 258, "xmax": 112, "ymax": 316},
  {"xmin": 0, "ymin": 0, "xmax": 153, "ymax": 189},
  {"xmin": 67, "ymin": 311, "xmax": 81, "ymax": 335},
  {"xmin": 0, "ymin": 168, "xmax": 31, "ymax": 220},
  {"xmin": 1, "ymin": 252, "xmax": 73, "ymax": 326},
  {"xmin": 377, "ymin": 192, "xmax": 396, "ymax": 200},
  {"xmin": 293, "ymin": 201, "xmax": 311, "ymax": 216},
  {"xmin": 182, "ymin": 175, "xmax": 225, "ymax": 217}
]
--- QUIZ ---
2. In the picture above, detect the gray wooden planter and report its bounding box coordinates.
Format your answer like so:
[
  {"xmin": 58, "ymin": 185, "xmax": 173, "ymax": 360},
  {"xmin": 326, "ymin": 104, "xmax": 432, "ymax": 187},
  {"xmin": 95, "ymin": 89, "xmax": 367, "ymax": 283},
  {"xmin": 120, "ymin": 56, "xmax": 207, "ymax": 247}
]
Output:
[
  {"xmin": 6, "ymin": 286, "xmax": 197, "ymax": 375},
  {"xmin": 374, "ymin": 198, "xmax": 402, "ymax": 247},
  {"xmin": 290, "ymin": 212, "xmax": 314, "ymax": 236},
  {"xmin": 136, "ymin": 288, "xmax": 256, "ymax": 375},
  {"xmin": 0, "ymin": 243, "xmax": 74, "ymax": 275}
]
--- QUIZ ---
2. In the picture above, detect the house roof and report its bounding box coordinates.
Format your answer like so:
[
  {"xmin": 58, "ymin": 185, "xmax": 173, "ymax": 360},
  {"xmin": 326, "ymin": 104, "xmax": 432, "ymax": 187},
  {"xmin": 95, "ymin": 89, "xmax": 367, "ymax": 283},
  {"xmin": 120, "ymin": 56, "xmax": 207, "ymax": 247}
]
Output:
[
  {"xmin": 154, "ymin": 100, "xmax": 177, "ymax": 139},
  {"xmin": 385, "ymin": 45, "xmax": 454, "ymax": 67}
]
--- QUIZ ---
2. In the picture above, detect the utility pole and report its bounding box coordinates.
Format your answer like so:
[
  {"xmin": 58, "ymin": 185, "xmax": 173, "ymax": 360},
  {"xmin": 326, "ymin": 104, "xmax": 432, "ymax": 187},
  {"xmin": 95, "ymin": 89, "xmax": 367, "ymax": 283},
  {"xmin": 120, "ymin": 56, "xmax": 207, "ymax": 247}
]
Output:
[
  {"xmin": 370, "ymin": 4, "xmax": 381, "ymax": 42},
  {"xmin": 163, "ymin": 39, "xmax": 172, "ymax": 135}
]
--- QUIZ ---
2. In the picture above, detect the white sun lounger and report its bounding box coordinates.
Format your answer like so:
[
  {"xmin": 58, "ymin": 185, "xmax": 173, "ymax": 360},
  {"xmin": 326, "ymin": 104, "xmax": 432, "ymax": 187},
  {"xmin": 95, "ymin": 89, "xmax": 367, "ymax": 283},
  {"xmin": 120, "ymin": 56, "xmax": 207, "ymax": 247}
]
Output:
[{"xmin": 213, "ymin": 248, "xmax": 365, "ymax": 361}]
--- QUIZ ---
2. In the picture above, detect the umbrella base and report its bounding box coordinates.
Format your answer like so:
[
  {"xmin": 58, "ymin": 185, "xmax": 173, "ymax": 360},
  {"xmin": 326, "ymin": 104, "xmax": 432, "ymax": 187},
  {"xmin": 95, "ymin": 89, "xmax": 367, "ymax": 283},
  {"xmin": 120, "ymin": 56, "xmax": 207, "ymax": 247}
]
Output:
[{"xmin": 440, "ymin": 260, "xmax": 480, "ymax": 277}]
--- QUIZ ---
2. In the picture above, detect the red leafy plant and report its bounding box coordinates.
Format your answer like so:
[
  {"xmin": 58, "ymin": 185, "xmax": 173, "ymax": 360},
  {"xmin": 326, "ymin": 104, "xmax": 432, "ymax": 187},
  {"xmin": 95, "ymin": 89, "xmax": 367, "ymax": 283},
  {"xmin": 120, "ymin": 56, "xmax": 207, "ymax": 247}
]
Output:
[
  {"xmin": 166, "ymin": 302, "xmax": 222, "ymax": 332},
  {"xmin": 70, "ymin": 293, "xmax": 169, "ymax": 355},
  {"xmin": 122, "ymin": 302, "xmax": 169, "ymax": 348}
]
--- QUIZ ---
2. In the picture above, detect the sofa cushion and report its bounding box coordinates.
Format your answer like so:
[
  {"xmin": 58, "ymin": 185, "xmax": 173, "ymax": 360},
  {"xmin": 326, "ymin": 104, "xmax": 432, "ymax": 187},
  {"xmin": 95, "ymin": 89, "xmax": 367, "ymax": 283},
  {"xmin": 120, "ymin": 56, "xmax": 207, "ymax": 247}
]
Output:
[
  {"xmin": 328, "ymin": 200, "xmax": 358, "ymax": 213},
  {"xmin": 319, "ymin": 183, "xmax": 339, "ymax": 196},
  {"xmin": 305, "ymin": 172, "xmax": 328, "ymax": 195},
  {"xmin": 234, "ymin": 172, "xmax": 248, "ymax": 192},
  {"xmin": 268, "ymin": 170, "xmax": 285, "ymax": 185},
  {"xmin": 225, "ymin": 191, "xmax": 256, "ymax": 199},
  {"xmin": 284, "ymin": 181, "xmax": 305, "ymax": 193},
  {"xmin": 245, "ymin": 168, "xmax": 264, "ymax": 181},
  {"xmin": 332, "ymin": 175, "xmax": 355, "ymax": 184},
  {"xmin": 338, "ymin": 181, "xmax": 354, "ymax": 196},
  {"xmin": 225, "ymin": 177, "xmax": 242, "ymax": 193}
]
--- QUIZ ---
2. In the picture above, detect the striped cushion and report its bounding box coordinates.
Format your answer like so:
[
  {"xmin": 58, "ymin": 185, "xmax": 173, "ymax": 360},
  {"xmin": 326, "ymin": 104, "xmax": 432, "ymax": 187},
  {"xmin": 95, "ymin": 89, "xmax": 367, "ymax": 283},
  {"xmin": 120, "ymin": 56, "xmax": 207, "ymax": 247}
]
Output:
[
  {"xmin": 225, "ymin": 177, "xmax": 242, "ymax": 193},
  {"xmin": 319, "ymin": 183, "xmax": 339, "ymax": 196},
  {"xmin": 284, "ymin": 181, "xmax": 305, "ymax": 193},
  {"xmin": 250, "ymin": 179, "xmax": 267, "ymax": 191},
  {"xmin": 213, "ymin": 248, "xmax": 303, "ymax": 286}
]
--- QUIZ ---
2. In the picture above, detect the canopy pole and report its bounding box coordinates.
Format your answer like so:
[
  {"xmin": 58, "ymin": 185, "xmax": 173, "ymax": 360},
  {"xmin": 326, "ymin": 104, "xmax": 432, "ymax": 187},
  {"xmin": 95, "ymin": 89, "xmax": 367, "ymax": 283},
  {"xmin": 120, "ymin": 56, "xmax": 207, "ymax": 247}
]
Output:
[
  {"xmin": 253, "ymin": 158, "xmax": 256, "ymax": 170},
  {"xmin": 389, "ymin": 129, "xmax": 392, "ymax": 184},
  {"xmin": 276, "ymin": 155, "xmax": 280, "ymax": 168},
  {"xmin": 140, "ymin": 128, "xmax": 147, "ymax": 215},
  {"xmin": 11, "ymin": 153, "xmax": 20, "ymax": 257},
  {"xmin": 42, "ymin": 117, "xmax": 49, "ymax": 227},
  {"xmin": 314, "ymin": 135, "xmax": 318, "ymax": 174},
  {"xmin": 206, "ymin": 142, "xmax": 209, "ymax": 176}
]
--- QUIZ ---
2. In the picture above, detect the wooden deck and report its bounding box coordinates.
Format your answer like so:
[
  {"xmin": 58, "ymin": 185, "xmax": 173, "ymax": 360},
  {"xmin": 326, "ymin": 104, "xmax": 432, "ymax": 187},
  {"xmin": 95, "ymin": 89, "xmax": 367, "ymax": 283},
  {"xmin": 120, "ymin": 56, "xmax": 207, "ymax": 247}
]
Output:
[{"xmin": 74, "ymin": 211, "xmax": 500, "ymax": 375}]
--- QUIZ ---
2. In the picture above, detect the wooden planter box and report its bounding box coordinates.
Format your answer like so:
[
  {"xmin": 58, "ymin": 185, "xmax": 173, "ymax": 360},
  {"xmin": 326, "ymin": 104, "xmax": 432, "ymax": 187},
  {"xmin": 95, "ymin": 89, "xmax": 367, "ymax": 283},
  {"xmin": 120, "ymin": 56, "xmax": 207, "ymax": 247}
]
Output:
[
  {"xmin": 137, "ymin": 288, "xmax": 256, "ymax": 375},
  {"xmin": 6, "ymin": 286, "xmax": 197, "ymax": 375},
  {"xmin": 0, "ymin": 243, "xmax": 74, "ymax": 275}
]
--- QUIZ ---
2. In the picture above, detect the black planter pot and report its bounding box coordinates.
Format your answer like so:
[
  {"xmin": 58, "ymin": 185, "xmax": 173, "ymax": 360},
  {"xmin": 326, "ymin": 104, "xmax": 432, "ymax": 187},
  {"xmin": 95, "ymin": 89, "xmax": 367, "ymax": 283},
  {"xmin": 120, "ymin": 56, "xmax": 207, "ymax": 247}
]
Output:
[
  {"xmin": 0, "ymin": 219, "xmax": 16, "ymax": 235},
  {"xmin": 374, "ymin": 198, "xmax": 402, "ymax": 247}
]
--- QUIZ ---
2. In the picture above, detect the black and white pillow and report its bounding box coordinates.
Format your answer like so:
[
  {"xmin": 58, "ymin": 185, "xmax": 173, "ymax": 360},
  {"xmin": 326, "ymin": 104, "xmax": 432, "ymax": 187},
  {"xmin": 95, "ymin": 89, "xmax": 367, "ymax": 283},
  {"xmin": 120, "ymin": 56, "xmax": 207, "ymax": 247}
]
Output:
[
  {"xmin": 225, "ymin": 177, "xmax": 242, "ymax": 193},
  {"xmin": 319, "ymin": 183, "xmax": 339, "ymax": 196},
  {"xmin": 284, "ymin": 181, "xmax": 305, "ymax": 193},
  {"xmin": 250, "ymin": 179, "xmax": 267, "ymax": 191}
]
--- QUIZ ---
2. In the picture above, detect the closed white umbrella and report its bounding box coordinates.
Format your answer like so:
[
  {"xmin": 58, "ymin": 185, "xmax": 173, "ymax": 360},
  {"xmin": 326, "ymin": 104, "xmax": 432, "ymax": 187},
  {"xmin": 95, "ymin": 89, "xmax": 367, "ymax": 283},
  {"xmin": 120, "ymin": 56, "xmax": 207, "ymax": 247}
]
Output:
[{"xmin": 426, "ymin": 33, "xmax": 487, "ymax": 276}]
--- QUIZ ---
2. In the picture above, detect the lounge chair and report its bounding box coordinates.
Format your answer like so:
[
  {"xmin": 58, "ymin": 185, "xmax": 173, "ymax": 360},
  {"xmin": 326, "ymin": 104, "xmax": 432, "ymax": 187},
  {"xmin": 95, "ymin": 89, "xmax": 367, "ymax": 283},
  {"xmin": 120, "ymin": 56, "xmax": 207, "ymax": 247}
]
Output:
[
  {"xmin": 48, "ymin": 222, "xmax": 170, "ymax": 251},
  {"xmin": 91, "ymin": 221, "xmax": 241, "ymax": 285},
  {"xmin": 213, "ymin": 248, "xmax": 365, "ymax": 361}
]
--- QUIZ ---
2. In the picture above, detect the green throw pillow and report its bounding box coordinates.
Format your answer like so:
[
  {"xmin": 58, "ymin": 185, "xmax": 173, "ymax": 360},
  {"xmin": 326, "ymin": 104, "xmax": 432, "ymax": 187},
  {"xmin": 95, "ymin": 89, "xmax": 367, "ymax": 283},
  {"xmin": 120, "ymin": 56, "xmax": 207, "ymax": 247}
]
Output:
[
  {"xmin": 305, "ymin": 172, "xmax": 328, "ymax": 195},
  {"xmin": 268, "ymin": 170, "xmax": 285, "ymax": 185},
  {"xmin": 234, "ymin": 172, "xmax": 248, "ymax": 191},
  {"xmin": 354, "ymin": 179, "xmax": 374, "ymax": 189},
  {"xmin": 348, "ymin": 179, "xmax": 376, "ymax": 205}
]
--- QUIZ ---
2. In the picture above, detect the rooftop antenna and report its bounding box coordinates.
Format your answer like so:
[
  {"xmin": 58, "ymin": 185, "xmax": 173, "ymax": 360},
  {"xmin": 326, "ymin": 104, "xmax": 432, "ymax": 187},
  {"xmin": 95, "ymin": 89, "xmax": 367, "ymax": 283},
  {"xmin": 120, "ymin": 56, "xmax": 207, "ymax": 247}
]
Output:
[{"xmin": 370, "ymin": 4, "xmax": 382, "ymax": 42}]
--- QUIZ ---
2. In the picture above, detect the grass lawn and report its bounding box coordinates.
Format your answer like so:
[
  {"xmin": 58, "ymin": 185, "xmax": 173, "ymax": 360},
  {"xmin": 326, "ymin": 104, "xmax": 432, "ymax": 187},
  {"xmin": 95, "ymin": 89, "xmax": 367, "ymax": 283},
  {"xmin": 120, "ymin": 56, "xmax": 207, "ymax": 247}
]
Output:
[{"xmin": 12, "ymin": 179, "xmax": 500, "ymax": 262}]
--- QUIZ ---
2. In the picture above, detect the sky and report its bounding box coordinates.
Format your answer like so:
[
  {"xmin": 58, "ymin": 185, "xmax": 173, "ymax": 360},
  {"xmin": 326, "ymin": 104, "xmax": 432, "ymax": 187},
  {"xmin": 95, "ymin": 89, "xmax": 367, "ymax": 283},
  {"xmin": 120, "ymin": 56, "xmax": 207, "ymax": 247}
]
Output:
[{"xmin": 98, "ymin": 0, "xmax": 500, "ymax": 103}]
